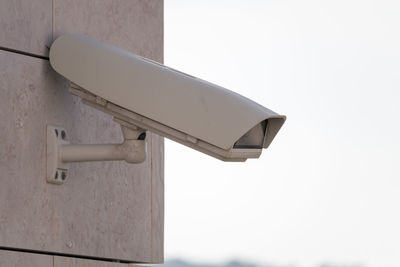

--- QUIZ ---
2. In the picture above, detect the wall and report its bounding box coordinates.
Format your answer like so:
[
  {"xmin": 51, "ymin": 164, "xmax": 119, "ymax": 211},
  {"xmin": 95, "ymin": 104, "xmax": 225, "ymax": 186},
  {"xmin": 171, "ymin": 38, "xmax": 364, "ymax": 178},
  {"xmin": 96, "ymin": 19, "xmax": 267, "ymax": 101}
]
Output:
[
  {"xmin": 0, "ymin": 250, "xmax": 145, "ymax": 267},
  {"xmin": 0, "ymin": 0, "xmax": 163, "ymax": 265}
]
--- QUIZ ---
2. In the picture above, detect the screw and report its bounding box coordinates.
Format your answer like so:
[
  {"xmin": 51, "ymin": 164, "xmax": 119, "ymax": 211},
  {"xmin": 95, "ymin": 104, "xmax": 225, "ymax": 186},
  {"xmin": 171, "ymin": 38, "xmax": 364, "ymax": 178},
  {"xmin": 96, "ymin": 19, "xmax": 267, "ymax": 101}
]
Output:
[
  {"xmin": 55, "ymin": 171, "xmax": 58, "ymax": 179},
  {"xmin": 66, "ymin": 241, "xmax": 73, "ymax": 248},
  {"xmin": 61, "ymin": 171, "xmax": 66, "ymax": 180},
  {"xmin": 61, "ymin": 130, "xmax": 66, "ymax": 140},
  {"xmin": 55, "ymin": 129, "xmax": 58, "ymax": 137}
]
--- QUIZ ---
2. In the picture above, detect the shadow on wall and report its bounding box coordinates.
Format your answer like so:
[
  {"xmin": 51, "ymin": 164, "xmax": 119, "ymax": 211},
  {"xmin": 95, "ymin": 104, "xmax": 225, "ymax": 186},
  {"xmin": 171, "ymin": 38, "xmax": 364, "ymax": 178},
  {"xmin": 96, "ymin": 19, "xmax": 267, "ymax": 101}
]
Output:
[{"xmin": 163, "ymin": 259, "xmax": 364, "ymax": 267}]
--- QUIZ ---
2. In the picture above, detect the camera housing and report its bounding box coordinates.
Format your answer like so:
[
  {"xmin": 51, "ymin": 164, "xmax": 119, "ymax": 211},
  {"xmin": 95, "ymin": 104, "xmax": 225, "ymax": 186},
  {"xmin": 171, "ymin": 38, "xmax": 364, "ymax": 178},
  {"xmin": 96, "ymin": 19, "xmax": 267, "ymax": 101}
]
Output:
[{"xmin": 49, "ymin": 34, "xmax": 286, "ymax": 162}]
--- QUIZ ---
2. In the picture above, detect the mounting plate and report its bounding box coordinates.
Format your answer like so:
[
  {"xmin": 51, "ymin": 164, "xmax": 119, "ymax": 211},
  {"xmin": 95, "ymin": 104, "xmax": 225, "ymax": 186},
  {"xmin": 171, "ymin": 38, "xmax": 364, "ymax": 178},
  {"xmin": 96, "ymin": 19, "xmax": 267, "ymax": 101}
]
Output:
[{"xmin": 46, "ymin": 125, "xmax": 70, "ymax": 184}]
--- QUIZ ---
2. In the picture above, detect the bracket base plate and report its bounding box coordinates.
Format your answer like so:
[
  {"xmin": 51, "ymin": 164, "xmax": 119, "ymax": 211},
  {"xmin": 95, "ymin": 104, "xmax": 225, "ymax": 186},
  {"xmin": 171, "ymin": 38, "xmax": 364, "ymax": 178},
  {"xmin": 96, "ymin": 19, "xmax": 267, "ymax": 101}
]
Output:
[{"xmin": 46, "ymin": 125, "xmax": 70, "ymax": 184}]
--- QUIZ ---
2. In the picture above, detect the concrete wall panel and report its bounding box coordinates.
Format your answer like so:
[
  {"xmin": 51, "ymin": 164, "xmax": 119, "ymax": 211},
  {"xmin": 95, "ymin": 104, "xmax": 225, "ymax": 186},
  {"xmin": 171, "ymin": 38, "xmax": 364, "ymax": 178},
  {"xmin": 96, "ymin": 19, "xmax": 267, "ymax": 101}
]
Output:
[
  {"xmin": 52, "ymin": 2, "xmax": 165, "ymax": 259},
  {"xmin": 54, "ymin": 255, "xmax": 143, "ymax": 267},
  {"xmin": 0, "ymin": 0, "xmax": 52, "ymax": 56},
  {"xmin": 0, "ymin": 50, "xmax": 152, "ymax": 262},
  {"xmin": 0, "ymin": 250, "xmax": 147, "ymax": 267},
  {"xmin": 151, "ymin": 134, "xmax": 164, "ymax": 263},
  {"xmin": 53, "ymin": 0, "xmax": 163, "ymax": 61},
  {"xmin": 0, "ymin": 250, "xmax": 52, "ymax": 267}
]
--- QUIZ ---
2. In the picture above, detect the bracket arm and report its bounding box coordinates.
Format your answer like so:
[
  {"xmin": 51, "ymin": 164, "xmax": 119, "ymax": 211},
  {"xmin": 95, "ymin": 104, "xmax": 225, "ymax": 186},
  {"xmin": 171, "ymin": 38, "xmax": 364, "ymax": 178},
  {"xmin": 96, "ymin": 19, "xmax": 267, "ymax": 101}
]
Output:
[
  {"xmin": 46, "ymin": 123, "xmax": 146, "ymax": 185},
  {"xmin": 60, "ymin": 140, "xmax": 146, "ymax": 164}
]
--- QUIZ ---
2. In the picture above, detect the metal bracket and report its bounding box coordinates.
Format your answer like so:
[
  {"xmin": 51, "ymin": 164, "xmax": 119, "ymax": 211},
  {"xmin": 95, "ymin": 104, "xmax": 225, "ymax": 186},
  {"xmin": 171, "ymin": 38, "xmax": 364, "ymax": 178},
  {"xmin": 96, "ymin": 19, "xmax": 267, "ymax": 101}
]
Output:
[
  {"xmin": 46, "ymin": 122, "xmax": 146, "ymax": 185},
  {"xmin": 46, "ymin": 125, "xmax": 70, "ymax": 184}
]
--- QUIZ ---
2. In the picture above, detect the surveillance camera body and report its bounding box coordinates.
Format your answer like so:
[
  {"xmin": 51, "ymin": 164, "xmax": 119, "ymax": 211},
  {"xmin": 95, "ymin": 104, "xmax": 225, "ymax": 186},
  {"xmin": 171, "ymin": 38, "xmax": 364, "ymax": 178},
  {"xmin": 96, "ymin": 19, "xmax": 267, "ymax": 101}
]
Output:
[{"xmin": 50, "ymin": 34, "xmax": 285, "ymax": 161}]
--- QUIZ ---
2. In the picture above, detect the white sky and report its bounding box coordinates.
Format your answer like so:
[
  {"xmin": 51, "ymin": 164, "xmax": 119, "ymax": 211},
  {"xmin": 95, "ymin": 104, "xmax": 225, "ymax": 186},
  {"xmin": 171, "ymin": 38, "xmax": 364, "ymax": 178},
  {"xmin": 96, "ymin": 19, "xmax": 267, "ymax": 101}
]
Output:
[{"xmin": 164, "ymin": 1, "xmax": 400, "ymax": 266}]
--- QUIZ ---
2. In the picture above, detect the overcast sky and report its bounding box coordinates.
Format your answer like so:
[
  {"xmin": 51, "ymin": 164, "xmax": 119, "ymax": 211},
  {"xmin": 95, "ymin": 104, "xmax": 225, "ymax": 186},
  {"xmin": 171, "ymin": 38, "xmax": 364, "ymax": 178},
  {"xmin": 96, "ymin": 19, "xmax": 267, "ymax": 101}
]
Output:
[{"xmin": 164, "ymin": 1, "xmax": 400, "ymax": 266}]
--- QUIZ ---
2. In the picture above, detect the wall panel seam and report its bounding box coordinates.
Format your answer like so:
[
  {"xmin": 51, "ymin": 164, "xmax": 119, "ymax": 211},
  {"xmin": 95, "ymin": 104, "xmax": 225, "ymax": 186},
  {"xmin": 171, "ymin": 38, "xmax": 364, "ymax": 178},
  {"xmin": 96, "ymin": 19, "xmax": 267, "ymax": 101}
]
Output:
[{"xmin": 0, "ymin": 46, "xmax": 49, "ymax": 60}]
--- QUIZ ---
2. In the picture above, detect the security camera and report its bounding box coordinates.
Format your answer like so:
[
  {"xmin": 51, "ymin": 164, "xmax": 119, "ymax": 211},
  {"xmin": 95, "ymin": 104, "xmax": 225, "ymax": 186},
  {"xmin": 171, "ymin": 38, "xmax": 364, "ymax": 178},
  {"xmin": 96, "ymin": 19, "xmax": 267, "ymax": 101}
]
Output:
[{"xmin": 47, "ymin": 34, "xmax": 285, "ymax": 184}]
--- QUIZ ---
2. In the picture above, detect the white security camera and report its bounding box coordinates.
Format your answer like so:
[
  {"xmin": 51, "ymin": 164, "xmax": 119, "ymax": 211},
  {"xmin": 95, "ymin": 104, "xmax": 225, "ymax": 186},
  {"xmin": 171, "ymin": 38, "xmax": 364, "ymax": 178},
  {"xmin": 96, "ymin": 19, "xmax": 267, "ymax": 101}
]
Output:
[{"xmin": 47, "ymin": 34, "xmax": 285, "ymax": 184}]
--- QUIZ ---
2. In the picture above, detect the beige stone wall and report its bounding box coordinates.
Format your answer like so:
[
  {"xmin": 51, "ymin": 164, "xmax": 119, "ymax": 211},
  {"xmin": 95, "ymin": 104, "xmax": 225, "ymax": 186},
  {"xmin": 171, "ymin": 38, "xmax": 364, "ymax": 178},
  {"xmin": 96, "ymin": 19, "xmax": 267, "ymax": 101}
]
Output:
[
  {"xmin": 0, "ymin": 250, "xmax": 144, "ymax": 267},
  {"xmin": 0, "ymin": 0, "xmax": 163, "ymax": 264}
]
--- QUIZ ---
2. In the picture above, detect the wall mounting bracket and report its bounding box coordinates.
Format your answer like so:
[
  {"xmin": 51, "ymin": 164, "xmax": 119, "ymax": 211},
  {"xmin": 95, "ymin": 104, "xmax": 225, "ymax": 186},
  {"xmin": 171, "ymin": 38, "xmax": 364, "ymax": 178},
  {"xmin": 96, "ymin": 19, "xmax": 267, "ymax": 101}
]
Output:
[{"xmin": 46, "ymin": 121, "xmax": 147, "ymax": 185}]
